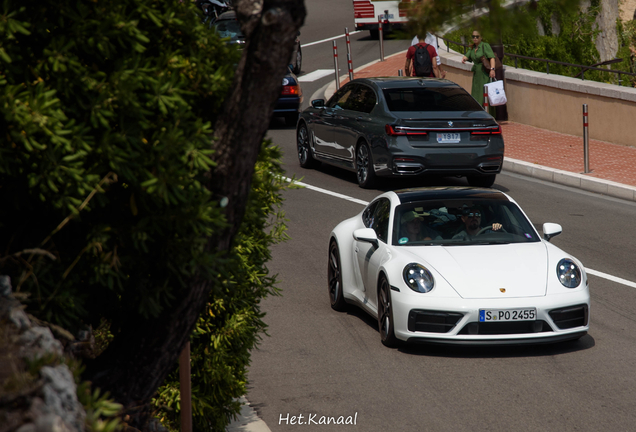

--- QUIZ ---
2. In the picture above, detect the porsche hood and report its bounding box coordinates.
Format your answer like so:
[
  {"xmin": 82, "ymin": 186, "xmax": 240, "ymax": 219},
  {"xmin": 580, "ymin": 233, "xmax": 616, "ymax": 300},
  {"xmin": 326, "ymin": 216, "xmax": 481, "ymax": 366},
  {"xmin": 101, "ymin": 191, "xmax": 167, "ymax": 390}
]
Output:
[{"xmin": 405, "ymin": 243, "xmax": 549, "ymax": 299}]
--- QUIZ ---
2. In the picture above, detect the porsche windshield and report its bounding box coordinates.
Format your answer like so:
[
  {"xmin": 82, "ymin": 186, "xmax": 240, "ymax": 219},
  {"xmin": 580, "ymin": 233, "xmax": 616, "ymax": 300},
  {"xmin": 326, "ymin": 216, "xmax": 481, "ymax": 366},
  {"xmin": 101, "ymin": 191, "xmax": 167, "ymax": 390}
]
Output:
[{"xmin": 392, "ymin": 199, "xmax": 540, "ymax": 246}]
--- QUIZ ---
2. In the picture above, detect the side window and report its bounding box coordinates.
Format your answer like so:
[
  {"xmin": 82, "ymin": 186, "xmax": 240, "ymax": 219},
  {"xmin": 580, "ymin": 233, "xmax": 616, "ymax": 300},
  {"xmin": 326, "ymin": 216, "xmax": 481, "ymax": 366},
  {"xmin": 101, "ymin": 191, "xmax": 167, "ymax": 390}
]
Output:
[
  {"xmin": 326, "ymin": 84, "xmax": 353, "ymax": 110},
  {"xmin": 345, "ymin": 85, "xmax": 376, "ymax": 113},
  {"xmin": 358, "ymin": 86, "xmax": 377, "ymax": 113},
  {"xmin": 362, "ymin": 201, "xmax": 378, "ymax": 228},
  {"xmin": 370, "ymin": 199, "xmax": 391, "ymax": 243}
]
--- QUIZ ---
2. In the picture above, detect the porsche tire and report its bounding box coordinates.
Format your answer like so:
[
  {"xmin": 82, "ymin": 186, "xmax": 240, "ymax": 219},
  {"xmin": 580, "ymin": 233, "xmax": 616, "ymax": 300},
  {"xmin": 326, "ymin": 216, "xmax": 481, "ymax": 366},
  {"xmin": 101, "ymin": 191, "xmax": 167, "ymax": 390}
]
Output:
[
  {"xmin": 328, "ymin": 240, "xmax": 347, "ymax": 311},
  {"xmin": 378, "ymin": 276, "xmax": 399, "ymax": 348}
]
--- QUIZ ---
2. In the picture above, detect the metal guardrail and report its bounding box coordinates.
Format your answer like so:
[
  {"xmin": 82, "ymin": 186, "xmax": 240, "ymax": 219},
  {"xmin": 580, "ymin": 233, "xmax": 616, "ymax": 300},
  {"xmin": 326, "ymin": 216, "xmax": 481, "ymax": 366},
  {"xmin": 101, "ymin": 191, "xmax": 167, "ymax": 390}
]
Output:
[{"xmin": 437, "ymin": 35, "xmax": 636, "ymax": 86}]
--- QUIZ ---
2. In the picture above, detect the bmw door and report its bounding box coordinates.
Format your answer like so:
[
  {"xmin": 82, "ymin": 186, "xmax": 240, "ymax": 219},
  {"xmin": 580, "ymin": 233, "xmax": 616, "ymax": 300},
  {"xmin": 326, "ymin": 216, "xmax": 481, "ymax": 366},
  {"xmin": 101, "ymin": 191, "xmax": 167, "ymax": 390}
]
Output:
[{"xmin": 330, "ymin": 84, "xmax": 378, "ymax": 163}]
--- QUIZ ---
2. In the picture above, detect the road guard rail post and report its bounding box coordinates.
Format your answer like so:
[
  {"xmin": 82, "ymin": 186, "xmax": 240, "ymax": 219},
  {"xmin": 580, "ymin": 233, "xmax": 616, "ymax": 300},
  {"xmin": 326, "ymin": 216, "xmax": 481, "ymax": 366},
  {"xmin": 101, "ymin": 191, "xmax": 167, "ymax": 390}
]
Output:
[
  {"xmin": 378, "ymin": 19, "xmax": 385, "ymax": 61},
  {"xmin": 333, "ymin": 41, "xmax": 340, "ymax": 89},
  {"xmin": 583, "ymin": 104, "xmax": 590, "ymax": 173},
  {"xmin": 345, "ymin": 27, "xmax": 354, "ymax": 81},
  {"xmin": 398, "ymin": 69, "xmax": 403, "ymax": 76}
]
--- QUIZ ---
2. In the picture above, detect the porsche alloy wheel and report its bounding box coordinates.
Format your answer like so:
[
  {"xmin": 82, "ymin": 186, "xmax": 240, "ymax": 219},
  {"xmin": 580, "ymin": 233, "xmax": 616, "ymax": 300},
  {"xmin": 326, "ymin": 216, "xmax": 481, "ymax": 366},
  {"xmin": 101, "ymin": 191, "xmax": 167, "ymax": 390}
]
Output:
[
  {"xmin": 356, "ymin": 142, "xmax": 376, "ymax": 189},
  {"xmin": 378, "ymin": 276, "xmax": 399, "ymax": 347},
  {"xmin": 328, "ymin": 240, "xmax": 347, "ymax": 311},
  {"xmin": 297, "ymin": 123, "xmax": 317, "ymax": 168}
]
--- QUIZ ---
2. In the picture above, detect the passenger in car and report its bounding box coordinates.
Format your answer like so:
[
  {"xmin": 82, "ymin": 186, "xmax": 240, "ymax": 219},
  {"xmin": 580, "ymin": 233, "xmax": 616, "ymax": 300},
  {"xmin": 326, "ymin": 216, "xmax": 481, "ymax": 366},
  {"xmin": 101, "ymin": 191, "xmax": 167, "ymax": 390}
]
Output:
[{"xmin": 400, "ymin": 211, "xmax": 442, "ymax": 244}]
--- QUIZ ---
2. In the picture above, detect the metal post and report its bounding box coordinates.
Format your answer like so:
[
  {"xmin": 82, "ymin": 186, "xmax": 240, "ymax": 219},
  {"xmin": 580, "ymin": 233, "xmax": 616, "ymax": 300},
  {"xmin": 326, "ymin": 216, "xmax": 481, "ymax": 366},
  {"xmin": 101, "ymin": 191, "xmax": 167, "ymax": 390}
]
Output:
[
  {"xmin": 345, "ymin": 27, "xmax": 354, "ymax": 82},
  {"xmin": 398, "ymin": 69, "xmax": 403, "ymax": 76},
  {"xmin": 378, "ymin": 20, "xmax": 385, "ymax": 62},
  {"xmin": 179, "ymin": 342, "xmax": 192, "ymax": 432},
  {"xmin": 583, "ymin": 104, "xmax": 590, "ymax": 173},
  {"xmin": 332, "ymin": 41, "xmax": 340, "ymax": 89},
  {"xmin": 483, "ymin": 84, "xmax": 489, "ymax": 111}
]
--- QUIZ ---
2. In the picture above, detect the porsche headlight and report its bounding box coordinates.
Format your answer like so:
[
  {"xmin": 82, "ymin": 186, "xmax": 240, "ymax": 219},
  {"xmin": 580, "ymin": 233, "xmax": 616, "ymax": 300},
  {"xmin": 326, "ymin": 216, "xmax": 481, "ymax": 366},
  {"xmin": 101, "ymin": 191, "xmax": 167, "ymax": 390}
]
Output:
[
  {"xmin": 557, "ymin": 258, "xmax": 582, "ymax": 288},
  {"xmin": 403, "ymin": 263, "xmax": 434, "ymax": 293}
]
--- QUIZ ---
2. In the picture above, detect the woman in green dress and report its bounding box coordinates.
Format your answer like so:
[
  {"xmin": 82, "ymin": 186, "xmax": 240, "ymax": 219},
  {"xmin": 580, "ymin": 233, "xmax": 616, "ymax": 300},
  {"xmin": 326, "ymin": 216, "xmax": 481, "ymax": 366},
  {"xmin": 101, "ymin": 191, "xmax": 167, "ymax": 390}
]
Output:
[{"xmin": 461, "ymin": 30, "xmax": 497, "ymax": 111}]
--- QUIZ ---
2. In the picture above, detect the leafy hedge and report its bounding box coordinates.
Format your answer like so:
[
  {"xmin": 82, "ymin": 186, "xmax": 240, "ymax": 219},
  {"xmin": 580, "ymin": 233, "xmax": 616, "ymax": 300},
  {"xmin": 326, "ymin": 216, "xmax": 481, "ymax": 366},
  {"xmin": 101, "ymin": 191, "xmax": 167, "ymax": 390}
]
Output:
[
  {"xmin": 153, "ymin": 142, "xmax": 288, "ymax": 432},
  {"xmin": 1, "ymin": 0, "xmax": 288, "ymax": 430}
]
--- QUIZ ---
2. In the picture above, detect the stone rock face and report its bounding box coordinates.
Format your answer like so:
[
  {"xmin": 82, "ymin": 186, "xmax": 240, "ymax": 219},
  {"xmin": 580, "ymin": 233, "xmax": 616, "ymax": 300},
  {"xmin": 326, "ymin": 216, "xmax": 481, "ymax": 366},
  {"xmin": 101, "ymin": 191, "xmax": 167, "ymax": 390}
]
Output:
[
  {"xmin": 594, "ymin": 0, "xmax": 620, "ymax": 62},
  {"xmin": 0, "ymin": 276, "xmax": 87, "ymax": 432}
]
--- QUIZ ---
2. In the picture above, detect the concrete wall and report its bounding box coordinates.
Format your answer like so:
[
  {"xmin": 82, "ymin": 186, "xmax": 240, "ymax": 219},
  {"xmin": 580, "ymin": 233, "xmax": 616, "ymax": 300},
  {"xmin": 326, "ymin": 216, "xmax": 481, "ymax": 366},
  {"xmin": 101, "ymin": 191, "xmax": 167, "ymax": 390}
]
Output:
[{"xmin": 438, "ymin": 46, "xmax": 636, "ymax": 148}]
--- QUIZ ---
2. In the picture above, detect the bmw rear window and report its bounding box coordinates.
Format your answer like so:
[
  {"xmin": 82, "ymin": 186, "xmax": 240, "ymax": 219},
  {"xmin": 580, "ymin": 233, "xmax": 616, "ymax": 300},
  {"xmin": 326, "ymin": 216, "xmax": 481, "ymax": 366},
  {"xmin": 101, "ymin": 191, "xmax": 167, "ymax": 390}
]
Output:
[{"xmin": 383, "ymin": 87, "xmax": 483, "ymax": 112}]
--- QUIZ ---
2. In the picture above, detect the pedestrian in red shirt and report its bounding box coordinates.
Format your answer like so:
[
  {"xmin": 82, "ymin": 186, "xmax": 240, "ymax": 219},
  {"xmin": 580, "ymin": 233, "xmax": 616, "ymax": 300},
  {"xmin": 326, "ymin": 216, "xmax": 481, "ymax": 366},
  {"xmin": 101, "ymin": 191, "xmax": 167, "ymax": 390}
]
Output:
[{"xmin": 405, "ymin": 38, "xmax": 441, "ymax": 78}]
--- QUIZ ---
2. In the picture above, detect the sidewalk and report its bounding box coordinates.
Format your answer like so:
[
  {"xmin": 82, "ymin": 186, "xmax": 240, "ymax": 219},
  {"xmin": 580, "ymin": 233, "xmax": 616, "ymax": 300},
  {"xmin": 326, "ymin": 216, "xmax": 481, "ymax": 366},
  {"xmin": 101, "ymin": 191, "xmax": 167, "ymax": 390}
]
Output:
[{"xmin": 326, "ymin": 51, "xmax": 636, "ymax": 202}]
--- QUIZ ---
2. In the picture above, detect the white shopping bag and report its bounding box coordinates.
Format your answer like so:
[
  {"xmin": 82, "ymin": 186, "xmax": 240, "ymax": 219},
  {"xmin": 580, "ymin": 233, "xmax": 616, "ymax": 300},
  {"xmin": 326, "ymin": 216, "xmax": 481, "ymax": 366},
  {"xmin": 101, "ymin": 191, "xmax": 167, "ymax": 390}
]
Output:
[{"xmin": 485, "ymin": 79, "xmax": 507, "ymax": 106}]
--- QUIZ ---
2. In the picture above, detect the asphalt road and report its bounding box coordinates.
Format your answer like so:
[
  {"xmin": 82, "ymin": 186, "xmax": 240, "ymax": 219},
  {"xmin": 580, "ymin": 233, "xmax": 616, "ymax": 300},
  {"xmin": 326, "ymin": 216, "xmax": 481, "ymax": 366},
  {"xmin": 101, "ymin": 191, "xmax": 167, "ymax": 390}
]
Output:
[{"xmin": 244, "ymin": 2, "xmax": 636, "ymax": 430}]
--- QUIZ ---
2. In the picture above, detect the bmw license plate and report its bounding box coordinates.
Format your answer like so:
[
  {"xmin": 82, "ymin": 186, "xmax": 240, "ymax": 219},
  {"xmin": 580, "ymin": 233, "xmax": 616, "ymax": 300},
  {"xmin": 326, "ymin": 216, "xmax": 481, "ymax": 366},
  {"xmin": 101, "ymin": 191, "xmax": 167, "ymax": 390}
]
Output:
[
  {"xmin": 437, "ymin": 133, "xmax": 461, "ymax": 143},
  {"xmin": 479, "ymin": 308, "xmax": 536, "ymax": 322}
]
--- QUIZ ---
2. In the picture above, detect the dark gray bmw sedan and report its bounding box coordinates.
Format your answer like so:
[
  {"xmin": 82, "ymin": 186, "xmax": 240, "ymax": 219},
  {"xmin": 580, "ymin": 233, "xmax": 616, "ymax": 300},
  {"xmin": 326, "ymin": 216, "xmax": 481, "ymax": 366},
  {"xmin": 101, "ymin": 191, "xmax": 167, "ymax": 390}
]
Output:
[{"xmin": 296, "ymin": 77, "xmax": 504, "ymax": 188}]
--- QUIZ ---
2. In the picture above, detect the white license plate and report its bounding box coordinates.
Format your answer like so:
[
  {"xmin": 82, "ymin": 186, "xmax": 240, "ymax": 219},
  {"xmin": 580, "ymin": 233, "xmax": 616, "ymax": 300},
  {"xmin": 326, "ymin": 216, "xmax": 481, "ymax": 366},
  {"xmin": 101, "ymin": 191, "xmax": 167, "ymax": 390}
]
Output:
[
  {"xmin": 378, "ymin": 13, "xmax": 394, "ymax": 19},
  {"xmin": 479, "ymin": 308, "xmax": 536, "ymax": 322},
  {"xmin": 437, "ymin": 133, "xmax": 461, "ymax": 143}
]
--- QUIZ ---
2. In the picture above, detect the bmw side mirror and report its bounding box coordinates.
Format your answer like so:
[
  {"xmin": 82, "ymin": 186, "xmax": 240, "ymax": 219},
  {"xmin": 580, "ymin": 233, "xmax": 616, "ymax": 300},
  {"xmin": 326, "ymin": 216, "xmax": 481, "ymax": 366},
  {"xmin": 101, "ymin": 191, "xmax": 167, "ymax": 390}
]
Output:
[
  {"xmin": 353, "ymin": 228, "xmax": 379, "ymax": 247},
  {"xmin": 311, "ymin": 99, "xmax": 325, "ymax": 109},
  {"xmin": 542, "ymin": 223, "xmax": 562, "ymax": 241}
]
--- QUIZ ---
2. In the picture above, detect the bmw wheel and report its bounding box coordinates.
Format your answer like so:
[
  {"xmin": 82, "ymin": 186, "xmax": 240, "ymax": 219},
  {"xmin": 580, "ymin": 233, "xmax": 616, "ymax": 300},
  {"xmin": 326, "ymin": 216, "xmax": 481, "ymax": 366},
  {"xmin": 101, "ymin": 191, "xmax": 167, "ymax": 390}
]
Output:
[
  {"xmin": 293, "ymin": 46, "xmax": 302, "ymax": 74},
  {"xmin": 328, "ymin": 240, "xmax": 347, "ymax": 311},
  {"xmin": 297, "ymin": 123, "xmax": 317, "ymax": 168},
  {"xmin": 378, "ymin": 276, "xmax": 399, "ymax": 348},
  {"xmin": 356, "ymin": 141, "xmax": 377, "ymax": 188}
]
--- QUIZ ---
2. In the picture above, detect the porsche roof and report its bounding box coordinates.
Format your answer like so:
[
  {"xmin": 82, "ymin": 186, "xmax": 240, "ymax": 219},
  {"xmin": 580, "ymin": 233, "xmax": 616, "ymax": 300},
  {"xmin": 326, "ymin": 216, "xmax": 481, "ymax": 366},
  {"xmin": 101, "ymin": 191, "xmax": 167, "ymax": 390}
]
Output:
[{"xmin": 393, "ymin": 187, "xmax": 509, "ymax": 204}]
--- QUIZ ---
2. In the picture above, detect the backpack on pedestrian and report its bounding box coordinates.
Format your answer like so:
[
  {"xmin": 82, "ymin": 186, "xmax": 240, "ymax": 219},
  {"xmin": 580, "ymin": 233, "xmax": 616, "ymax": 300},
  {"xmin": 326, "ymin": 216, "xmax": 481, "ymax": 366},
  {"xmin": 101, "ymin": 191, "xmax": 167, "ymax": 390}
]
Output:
[{"xmin": 413, "ymin": 43, "xmax": 433, "ymax": 77}]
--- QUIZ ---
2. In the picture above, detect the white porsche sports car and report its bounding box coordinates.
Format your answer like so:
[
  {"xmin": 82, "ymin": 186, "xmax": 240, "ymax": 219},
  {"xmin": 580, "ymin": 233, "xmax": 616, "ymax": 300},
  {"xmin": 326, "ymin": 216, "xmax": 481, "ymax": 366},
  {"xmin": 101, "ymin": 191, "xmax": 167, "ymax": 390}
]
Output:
[{"xmin": 328, "ymin": 187, "xmax": 590, "ymax": 347}]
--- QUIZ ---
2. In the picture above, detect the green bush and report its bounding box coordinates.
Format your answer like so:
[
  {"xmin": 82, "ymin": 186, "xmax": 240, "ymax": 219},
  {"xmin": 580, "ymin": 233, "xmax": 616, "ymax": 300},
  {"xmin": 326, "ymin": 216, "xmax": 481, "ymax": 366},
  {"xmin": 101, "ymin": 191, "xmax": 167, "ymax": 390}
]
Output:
[
  {"xmin": 443, "ymin": 0, "xmax": 635, "ymax": 86},
  {"xmin": 152, "ymin": 142, "xmax": 288, "ymax": 432},
  {"xmin": 1, "ymin": 0, "xmax": 288, "ymax": 430}
]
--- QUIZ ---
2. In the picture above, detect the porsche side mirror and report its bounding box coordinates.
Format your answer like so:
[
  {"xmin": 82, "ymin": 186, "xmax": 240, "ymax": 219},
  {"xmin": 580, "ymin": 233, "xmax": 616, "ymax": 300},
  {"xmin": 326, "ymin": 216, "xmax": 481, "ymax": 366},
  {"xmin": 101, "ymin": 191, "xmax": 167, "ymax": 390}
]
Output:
[
  {"xmin": 543, "ymin": 223, "xmax": 562, "ymax": 241},
  {"xmin": 311, "ymin": 99, "xmax": 325, "ymax": 109},
  {"xmin": 353, "ymin": 228, "xmax": 378, "ymax": 247}
]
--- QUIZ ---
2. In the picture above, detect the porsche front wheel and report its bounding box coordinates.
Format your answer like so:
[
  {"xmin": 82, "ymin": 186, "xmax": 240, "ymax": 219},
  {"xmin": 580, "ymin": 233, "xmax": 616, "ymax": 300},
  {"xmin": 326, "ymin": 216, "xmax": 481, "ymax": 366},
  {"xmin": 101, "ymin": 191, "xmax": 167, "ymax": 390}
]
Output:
[
  {"xmin": 328, "ymin": 240, "xmax": 347, "ymax": 311},
  {"xmin": 378, "ymin": 276, "xmax": 399, "ymax": 348}
]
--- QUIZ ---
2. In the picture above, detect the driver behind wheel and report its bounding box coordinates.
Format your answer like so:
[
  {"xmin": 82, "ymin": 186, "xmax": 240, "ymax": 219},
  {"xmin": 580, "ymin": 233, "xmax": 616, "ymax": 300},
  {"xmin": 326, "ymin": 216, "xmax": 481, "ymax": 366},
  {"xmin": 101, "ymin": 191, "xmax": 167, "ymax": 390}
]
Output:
[{"xmin": 452, "ymin": 205, "xmax": 502, "ymax": 241}]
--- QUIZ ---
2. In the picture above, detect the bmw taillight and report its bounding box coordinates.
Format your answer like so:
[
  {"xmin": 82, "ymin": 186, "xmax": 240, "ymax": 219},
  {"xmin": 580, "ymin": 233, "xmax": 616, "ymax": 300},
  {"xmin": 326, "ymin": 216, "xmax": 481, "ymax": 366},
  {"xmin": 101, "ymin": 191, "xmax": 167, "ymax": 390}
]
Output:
[
  {"xmin": 470, "ymin": 125, "xmax": 502, "ymax": 135},
  {"xmin": 385, "ymin": 124, "xmax": 428, "ymax": 136},
  {"xmin": 281, "ymin": 85, "xmax": 300, "ymax": 96}
]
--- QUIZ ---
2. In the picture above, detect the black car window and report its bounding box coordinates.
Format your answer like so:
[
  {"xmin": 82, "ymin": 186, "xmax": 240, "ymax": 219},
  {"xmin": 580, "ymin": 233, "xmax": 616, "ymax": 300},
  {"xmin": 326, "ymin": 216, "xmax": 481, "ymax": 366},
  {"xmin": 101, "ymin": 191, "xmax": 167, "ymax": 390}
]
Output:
[
  {"xmin": 213, "ymin": 19, "xmax": 243, "ymax": 39},
  {"xmin": 383, "ymin": 87, "xmax": 483, "ymax": 112},
  {"xmin": 346, "ymin": 85, "xmax": 377, "ymax": 113},
  {"xmin": 362, "ymin": 200, "xmax": 378, "ymax": 228},
  {"xmin": 370, "ymin": 199, "xmax": 391, "ymax": 243},
  {"xmin": 326, "ymin": 85, "xmax": 354, "ymax": 110}
]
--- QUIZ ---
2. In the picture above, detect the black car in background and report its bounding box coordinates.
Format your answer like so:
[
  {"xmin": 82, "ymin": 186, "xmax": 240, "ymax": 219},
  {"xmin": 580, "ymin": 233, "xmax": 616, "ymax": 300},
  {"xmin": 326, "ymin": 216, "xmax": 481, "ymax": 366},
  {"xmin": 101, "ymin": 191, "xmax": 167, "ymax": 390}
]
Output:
[
  {"xmin": 211, "ymin": 11, "xmax": 302, "ymax": 74},
  {"xmin": 210, "ymin": 12, "xmax": 303, "ymax": 126},
  {"xmin": 296, "ymin": 77, "xmax": 504, "ymax": 188}
]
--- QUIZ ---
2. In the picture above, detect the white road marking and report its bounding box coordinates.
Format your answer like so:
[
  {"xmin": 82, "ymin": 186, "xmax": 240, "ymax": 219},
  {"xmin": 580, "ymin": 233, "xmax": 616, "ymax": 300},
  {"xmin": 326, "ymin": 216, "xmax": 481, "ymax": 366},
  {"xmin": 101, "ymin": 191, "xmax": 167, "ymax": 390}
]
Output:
[
  {"xmin": 298, "ymin": 69, "xmax": 336, "ymax": 82},
  {"xmin": 300, "ymin": 31, "xmax": 363, "ymax": 48},
  {"xmin": 284, "ymin": 177, "xmax": 369, "ymax": 206},
  {"xmin": 586, "ymin": 269, "xmax": 636, "ymax": 289},
  {"xmin": 285, "ymin": 177, "xmax": 636, "ymax": 290}
]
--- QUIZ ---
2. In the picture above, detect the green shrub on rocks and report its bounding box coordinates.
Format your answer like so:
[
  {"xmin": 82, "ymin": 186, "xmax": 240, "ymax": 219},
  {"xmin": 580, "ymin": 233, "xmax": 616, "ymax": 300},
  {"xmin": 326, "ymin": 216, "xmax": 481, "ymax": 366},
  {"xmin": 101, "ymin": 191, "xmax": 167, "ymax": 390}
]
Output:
[{"xmin": 0, "ymin": 0, "xmax": 290, "ymax": 429}]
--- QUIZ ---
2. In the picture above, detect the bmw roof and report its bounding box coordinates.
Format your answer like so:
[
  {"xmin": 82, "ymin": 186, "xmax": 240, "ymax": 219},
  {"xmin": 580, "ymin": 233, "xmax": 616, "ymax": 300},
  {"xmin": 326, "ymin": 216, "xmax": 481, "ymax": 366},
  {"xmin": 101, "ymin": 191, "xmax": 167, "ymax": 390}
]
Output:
[{"xmin": 351, "ymin": 77, "xmax": 461, "ymax": 90}]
